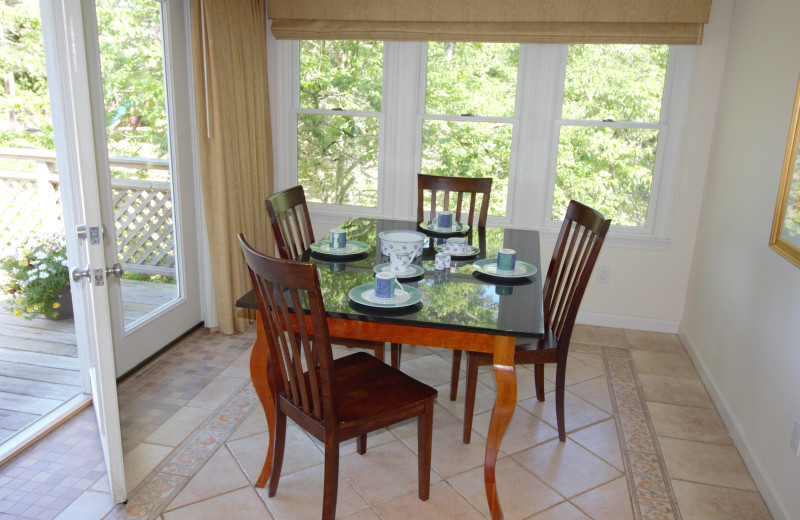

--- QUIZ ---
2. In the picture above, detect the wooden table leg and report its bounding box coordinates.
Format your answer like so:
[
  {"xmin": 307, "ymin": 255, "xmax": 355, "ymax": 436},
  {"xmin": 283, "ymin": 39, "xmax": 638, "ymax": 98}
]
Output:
[
  {"xmin": 485, "ymin": 335, "xmax": 517, "ymax": 520},
  {"xmin": 249, "ymin": 313, "xmax": 276, "ymax": 488}
]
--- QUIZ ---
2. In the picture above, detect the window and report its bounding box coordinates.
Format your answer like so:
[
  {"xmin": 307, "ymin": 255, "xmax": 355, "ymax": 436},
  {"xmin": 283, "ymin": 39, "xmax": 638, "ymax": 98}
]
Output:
[
  {"xmin": 274, "ymin": 40, "xmax": 692, "ymax": 241},
  {"xmin": 421, "ymin": 42, "xmax": 518, "ymax": 217},
  {"xmin": 296, "ymin": 40, "xmax": 383, "ymax": 207},
  {"xmin": 553, "ymin": 44, "xmax": 668, "ymax": 227}
]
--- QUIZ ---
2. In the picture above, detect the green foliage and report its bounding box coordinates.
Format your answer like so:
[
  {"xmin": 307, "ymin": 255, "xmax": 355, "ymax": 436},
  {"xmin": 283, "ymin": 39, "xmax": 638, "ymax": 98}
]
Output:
[
  {"xmin": 298, "ymin": 41, "xmax": 382, "ymax": 207},
  {"xmin": 0, "ymin": 0, "xmax": 52, "ymax": 148},
  {"xmin": 555, "ymin": 44, "xmax": 668, "ymax": 225},
  {"xmin": 1, "ymin": 0, "xmax": 168, "ymax": 161},
  {"xmin": 96, "ymin": 0, "xmax": 167, "ymax": 159},
  {"xmin": 1, "ymin": 232, "xmax": 70, "ymax": 319},
  {"xmin": 426, "ymin": 42, "xmax": 518, "ymax": 117},
  {"xmin": 421, "ymin": 120, "xmax": 510, "ymax": 216}
]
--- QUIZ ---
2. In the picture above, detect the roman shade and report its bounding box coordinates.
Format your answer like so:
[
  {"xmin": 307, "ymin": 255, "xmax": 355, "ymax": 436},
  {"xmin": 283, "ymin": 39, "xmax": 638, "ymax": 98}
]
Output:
[{"xmin": 268, "ymin": 0, "xmax": 712, "ymax": 44}]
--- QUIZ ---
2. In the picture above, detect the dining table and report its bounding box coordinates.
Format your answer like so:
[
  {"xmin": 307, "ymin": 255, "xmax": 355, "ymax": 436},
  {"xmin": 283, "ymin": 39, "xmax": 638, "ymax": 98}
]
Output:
[{"xmin": 236, "ymin": 217, "xmax": 544, "ymax": 520}]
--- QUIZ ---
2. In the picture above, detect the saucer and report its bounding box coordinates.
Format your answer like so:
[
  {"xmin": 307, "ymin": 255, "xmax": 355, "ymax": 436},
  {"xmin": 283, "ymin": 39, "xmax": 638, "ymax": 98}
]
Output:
[
  {"xmin": 418, "ymin": 221, "xmax": 470, "ymax": 235},
  {"xmin": 310, "ymin": 239, "xmax": 369, "ymax": 256},
  {"xmin": 373, "ymin": 263, "xmax": 425, "ymax": 279}
]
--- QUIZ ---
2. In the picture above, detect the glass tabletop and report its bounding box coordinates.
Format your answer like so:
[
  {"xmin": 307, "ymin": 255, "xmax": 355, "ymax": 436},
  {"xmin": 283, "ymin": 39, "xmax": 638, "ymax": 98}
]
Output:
[{"xmin": 238, "ymin": 218, "xmax": 545, "ymax": 340}]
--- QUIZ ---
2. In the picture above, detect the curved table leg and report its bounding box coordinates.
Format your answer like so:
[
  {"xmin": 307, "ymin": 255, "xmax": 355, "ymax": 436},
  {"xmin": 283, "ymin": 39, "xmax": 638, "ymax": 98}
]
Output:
[
  {"xmin": 485, "ymin": 335, "xmax": 517, "ymax": 520},
  {"xmin": 250, "ymin": 314, "xmax": 276, "ymax": 488}
]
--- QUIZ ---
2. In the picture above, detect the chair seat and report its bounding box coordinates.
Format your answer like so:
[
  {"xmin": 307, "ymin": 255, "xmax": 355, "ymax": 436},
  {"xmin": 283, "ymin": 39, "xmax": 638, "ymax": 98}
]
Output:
[{"xmin": 333, "ymin": 352, "xmax": 438, "ymax": 424}]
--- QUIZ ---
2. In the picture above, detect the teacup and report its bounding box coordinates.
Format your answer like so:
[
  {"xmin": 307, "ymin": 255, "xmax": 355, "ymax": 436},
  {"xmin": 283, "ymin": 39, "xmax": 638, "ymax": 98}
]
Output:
[
  {"xmin": 375, "ymin": 272, "xmax": 404, "ymax": 300},
  {"xmin": 389, "ymin": 250, "xmax": 415, "ymax": 274},
  {"xmin": 445, "ymin": 237, "xmax": 468, "ymax": 254},
  {"xmin": 497, "ymin": 248, "xmax": 516, "ymax": 272},
  {"xmin": 437, "ymin": 210, "xmax": 453, "ymax": 229},
  {"xmin": 329, "ymin": 228, "xmax": 346, "ymax": 250}
]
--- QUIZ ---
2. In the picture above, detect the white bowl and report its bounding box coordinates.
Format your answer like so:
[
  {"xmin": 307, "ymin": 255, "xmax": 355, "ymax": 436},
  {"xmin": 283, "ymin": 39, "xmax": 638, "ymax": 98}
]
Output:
[{"xmin": 378, "ymin": 230, "xmax": 426, "ymax": 257}]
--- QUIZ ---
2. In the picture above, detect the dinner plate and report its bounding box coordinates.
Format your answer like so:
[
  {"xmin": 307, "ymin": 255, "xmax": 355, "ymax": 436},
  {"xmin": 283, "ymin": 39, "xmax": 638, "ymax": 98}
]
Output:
[
  {"xmin": 372, "ymin": 263, "xmax": 425, "ymax": 279},
  {"xmin": 348, "ymin": 283, "xmax": 423, "ymax": 308},
  {"xmin": 310, "ymin": 239, "xmax": 369, "ymax": 256},
  {"xmin": 418, "ymin": 221, "xmax": 470, "ymax": 235},
  {"xmin": 472, "ymin": 258, "xmax": 537, "ymax": 278},
  {"xmin": 433, "ymin": 243, "xmax": 480, "ymax": 258}
]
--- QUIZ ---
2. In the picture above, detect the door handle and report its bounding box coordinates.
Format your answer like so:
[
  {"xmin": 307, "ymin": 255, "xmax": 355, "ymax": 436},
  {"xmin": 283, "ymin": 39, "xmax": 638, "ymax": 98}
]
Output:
[
  {"xmin": 105, "ymin": 263, "xmax": 124, "ymax": 278},
  {"xmin": 71, "ymin": 266, "xmax": 91, "ymax": 282}
]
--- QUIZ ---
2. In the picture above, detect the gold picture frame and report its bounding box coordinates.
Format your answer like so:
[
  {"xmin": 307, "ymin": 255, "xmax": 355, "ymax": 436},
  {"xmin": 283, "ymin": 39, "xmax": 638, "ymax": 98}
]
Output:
[{"xmin": 770, "ymin": 74, "xmax": 800, "ymax": 268}]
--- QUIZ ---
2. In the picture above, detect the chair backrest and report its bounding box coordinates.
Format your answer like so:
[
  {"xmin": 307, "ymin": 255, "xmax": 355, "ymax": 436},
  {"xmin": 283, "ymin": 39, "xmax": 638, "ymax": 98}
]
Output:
[
  {"xmin": 416, "ymin": 174, "xmax": 493, "ymax": 228},
  {"xmin": 238, "ymin": 234, "xmax": 337, "ymax": 426},
  {"xmin": 543, "ymin": 200, "xmax": 611, "ymax": 347},
  {"xmin": 265, "ymin": 186, "xmax": 316, "ymax": 260}
]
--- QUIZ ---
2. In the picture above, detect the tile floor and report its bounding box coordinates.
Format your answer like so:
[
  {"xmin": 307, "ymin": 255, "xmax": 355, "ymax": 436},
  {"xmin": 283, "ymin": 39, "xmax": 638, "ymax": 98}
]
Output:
[{"xmin": 0, "ymin": 325, "xmax": 774, "ymax": 520}]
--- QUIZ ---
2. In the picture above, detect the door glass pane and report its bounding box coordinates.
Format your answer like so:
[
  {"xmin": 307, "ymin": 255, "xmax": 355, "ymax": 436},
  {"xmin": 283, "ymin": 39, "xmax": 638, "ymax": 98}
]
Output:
[
  {"xmin": 96, "ymin": 0, "xmax": 178, "ymax": 328},
  {"xmin": 0, "ymin": 0, "xmax": 81, "ymax": 447}
]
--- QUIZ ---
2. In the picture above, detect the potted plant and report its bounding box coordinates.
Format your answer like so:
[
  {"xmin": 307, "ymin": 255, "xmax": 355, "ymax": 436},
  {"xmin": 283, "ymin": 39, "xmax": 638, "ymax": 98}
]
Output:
[{"xmin": 1, "ymin": 233, "xmax": 72, "ymax": 320}]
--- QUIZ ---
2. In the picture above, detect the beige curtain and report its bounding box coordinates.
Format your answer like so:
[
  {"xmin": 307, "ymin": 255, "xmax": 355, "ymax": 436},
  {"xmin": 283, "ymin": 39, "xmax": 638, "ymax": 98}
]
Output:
[
  {"xmin": 191, "ymin": 0, "xmax": 273, "ymax": 334},
  {"xmin": 269, "ymin": 0, "xmax": 712, "ymax": 44}
]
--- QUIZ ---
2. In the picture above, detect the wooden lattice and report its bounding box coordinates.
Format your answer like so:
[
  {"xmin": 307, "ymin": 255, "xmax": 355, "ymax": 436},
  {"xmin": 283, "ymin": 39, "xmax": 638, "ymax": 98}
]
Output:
[{"xmin": 0, "ymin": 174, "xmax": 48, "ymax": 254}]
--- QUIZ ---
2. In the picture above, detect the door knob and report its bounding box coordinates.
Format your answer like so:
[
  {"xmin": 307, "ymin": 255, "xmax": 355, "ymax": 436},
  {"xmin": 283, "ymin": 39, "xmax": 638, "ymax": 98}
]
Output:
[
  {"xmin": 71, "ymin": 266, "xmax": 91, "ymax": 282},
  {"xmin": 105, "ymin": 263, "xmax": 124, "ymax": 278}
]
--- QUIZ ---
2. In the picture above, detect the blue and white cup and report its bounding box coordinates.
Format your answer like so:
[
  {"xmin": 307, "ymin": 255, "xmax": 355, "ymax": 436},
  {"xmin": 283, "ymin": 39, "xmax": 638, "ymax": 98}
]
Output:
[
  {"xmin": 434, "ymin": 252, "xmax": 449, "ymax": 271},
  {"xmin": 445, "ymin": 237, "xmax": 467, "ymax": 255},
  {"xmin": 434, "ymin": 269, "xmax": 449, "ymax": 284},
  {"xmin": 329, "ymin": 228, "xmax": 346, "ymax": 250},
  {"xmin": 497, "ymin": 248, "xmax": 517, "ymax": 272},
  {"xmin": 389, "ymin": 250, "xmax": 414, "ymax": 274},
  {"xmin": 375, "ymin": 272, "xmax": 403, "ymax": 300},
  {"xmin": 437, "ymin": 210, "xmax": 453, "ymax": 229}
]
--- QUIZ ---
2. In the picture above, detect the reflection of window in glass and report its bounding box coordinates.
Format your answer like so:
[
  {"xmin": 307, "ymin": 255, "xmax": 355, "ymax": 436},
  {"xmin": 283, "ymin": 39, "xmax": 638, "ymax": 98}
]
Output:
[
  {"xmin": 297, "ymin": 41, "xmax": 383, "ymax": 207},
  {"xmin": 554, "ymin": 44, "xmax": 668, "ymax": 227},
  {"xmin": 422, "ymin": 42, "xmax": 519, "ymax": 217},
  {"xmin": 783, "ymin": 145, "xmax": 800, "ymax": 243}
]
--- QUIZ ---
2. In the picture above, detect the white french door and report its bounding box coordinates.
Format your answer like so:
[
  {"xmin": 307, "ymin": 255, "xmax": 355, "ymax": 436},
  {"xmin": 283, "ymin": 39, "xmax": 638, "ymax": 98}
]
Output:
[{"xmin": 40, "ymin": 0, "xmax": 202, "ymax": 503}]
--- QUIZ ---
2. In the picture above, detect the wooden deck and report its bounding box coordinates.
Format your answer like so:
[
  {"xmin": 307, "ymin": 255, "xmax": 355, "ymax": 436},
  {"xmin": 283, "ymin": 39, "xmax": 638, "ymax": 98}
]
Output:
[{"xmin": 0, "ymin": 279, "xmax": 177, "ymax": 444}]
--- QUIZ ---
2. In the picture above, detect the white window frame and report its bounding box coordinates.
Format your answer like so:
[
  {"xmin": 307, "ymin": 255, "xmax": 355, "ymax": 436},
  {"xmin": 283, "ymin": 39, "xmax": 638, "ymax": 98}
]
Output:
[{"xmin": 270, "ymin": 40, "xmax": 694, "ymax": 248}]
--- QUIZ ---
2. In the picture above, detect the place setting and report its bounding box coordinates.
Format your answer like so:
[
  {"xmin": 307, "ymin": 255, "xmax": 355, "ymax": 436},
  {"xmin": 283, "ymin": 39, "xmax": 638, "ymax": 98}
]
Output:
[
  {"xmin": 310, "ymin": 228, "xmax": 369, "ymax": 259},
  {"xmin": 433, "ymin": 236, "xmax": 480, "ymax": 258},
  {"xmin": 472, "ymin": 248, "xmax": 536, "ymax": 293},
  {"xmin": 373, "ymin": 249, "xmax": 425, "ymax": 280},
  {"xmin": 348, "ymin": 271, "xmax": 423, "ymax": 315},
  {"xmin": 418, "ymin": 210, "xmax": 470, "ymax": 236}
]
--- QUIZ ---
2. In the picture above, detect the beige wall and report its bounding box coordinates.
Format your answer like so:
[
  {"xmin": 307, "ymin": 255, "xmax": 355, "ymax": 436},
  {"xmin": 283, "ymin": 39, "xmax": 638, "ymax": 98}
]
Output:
[{"xmin": 682, "ymin": 0, "xmax": 800, "ymax": 518}]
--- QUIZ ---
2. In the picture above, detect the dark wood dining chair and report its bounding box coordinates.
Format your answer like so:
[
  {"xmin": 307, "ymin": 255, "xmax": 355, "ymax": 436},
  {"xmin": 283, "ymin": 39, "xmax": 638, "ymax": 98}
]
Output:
[
  {"xmin": 416, "ymin": 174, "xmax": 494, "ymax": 399},
  {"xmin": 238, "ymin": 235, "xmax": 437, "ymax": 520},
  {"xmin": 454, "ymin": 200, "xmax": 611, "ymax": 443},
  {"xmin": 265, "ymin": 185, "xmax": 402, "ymax": 368},
  {"xmin": 416, "ymin": 173, "xmax": 493, "ymax": 229}
]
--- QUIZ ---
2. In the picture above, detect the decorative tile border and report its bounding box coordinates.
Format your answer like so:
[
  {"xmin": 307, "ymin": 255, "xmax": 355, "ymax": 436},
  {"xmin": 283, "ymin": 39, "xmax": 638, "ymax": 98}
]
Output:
[
  {"xmin": 600, "ymin": 347, "xmax": 683, "ymax": 520},
  {"xmin": 104, "ymin": 381, "xmax": 257, "ymax": 520}
]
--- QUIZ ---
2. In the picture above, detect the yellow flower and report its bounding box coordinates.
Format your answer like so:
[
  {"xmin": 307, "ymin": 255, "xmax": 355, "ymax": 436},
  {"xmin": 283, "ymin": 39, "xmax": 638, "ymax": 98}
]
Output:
[
  {"xmin": 26, "ymin": 307, "xmax": 32, "ymax": 312},
  {"xmin": 14, "ymin": 310, "xmax": 21, "ymax": 317},
  {"xmin": 34, "ymin": 305, "xmax": 39, "ymax": 310},
  {"xmin": 53, "ymin": 302, "xmax": 61, "ymax": 309}
]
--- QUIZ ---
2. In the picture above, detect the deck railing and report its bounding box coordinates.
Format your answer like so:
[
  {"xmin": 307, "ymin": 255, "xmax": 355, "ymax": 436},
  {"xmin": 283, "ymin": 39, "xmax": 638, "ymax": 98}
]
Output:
[{"xmin": 0, "ymin": 147, "xmax": 175, "ymax": 276}]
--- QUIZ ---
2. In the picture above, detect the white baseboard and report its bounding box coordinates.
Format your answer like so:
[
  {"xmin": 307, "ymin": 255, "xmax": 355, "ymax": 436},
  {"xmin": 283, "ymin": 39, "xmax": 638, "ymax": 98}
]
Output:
[
  {"xmin": 678, "ymin": 325, "xmax": 790, "ymax": 520},
  {"xmin": 576, "ymin": 311, "xmax": 680, "ymax": 333}
]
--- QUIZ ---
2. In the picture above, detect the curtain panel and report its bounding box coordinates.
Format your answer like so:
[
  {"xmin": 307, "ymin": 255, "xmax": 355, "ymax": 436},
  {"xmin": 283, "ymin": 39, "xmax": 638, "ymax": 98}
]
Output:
[
  {"xmin": 191, "ymin": 0, "xmax": 274, "ymax": 334},
  {"xmin": 269, "ymin": 0, "xmax": 712, "ymax": 44}
]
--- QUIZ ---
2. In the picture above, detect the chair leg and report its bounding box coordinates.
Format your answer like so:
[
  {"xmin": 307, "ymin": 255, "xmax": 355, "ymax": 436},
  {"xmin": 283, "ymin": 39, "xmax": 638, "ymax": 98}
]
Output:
[
  {"xmin": 555, "ymin": 361, "xmax": 567, "ymax": 442},
  {"xmin": 373, "ymin": 343, "xmax": 385, "ymax": 363},
  {"xmin": 418, "ymin": 400, "xmax": 434, "ymax": 501},
  {"xmin": 267, "ymin": 409, "xmax": 287, "ymax": 497},
  {"xmin": 535, "ymin": 363, "xmax": 545, "ymax": 402},
  {"xmin": 390, "ymin": 343, "xmax": 402, "ymax": 368},
  {"xmin": 322, "ymin": 434, "xmax": 340, "ymax": 520},
  {"xmin": 356, "ymin": 434, "xmax": 367, "ymax": 455},
  {"xmin": 449, "ymin": 350, "xmax": 462, "ymax": 400},
  {"xmin": 463, "ymin": 353, "xmax": 480, "ymax": 444}
]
